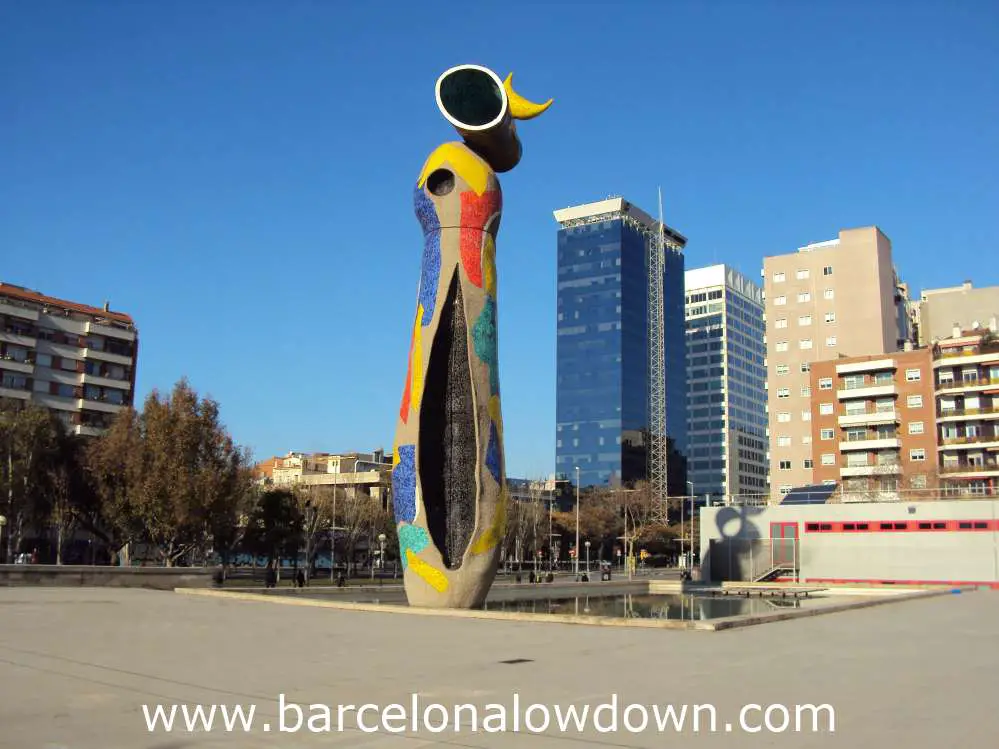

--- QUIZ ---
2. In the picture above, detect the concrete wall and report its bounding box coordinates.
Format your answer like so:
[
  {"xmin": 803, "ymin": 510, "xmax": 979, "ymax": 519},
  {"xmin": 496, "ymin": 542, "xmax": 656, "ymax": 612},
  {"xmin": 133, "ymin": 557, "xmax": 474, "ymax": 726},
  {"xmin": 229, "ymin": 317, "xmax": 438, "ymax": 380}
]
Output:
[
  {"xmin": 0, "ymin": 565, "xmax": 211, "ymax": 589},
  {"xmin": 700, "ymin": 500, "xmax": 999, "ymax": 585}
]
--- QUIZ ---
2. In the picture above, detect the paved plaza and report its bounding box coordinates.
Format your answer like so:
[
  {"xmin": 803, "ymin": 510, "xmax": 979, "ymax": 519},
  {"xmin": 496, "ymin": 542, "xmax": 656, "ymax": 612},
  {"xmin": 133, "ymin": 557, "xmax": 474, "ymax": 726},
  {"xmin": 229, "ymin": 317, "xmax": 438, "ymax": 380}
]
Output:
[{"xmin": 1, "ymin": 585, "xmax": 997, "ymax": 748}]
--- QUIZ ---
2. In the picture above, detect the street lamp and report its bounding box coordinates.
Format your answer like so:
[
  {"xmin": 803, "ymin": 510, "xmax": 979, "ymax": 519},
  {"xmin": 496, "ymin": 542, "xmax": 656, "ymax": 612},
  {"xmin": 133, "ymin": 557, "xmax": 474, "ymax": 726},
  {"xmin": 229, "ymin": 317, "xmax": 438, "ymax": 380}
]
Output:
[
  {"xmin": 0, "ymin": 515, "xmax": 6, "ymax": 565},
  {"xmin": 574, "ymin": 466, "xmax": 580, "ymax": 577},
  {"xmin": 584, "ymin": 540, "xmax": 591, "ymax": 574},
  {"xmin": 378, "ymin": 533, "xmax": 387, "ymax": 570},
  {"xmin": 683, "ymin": 481, "xmax": 694, "ymax": 570}
]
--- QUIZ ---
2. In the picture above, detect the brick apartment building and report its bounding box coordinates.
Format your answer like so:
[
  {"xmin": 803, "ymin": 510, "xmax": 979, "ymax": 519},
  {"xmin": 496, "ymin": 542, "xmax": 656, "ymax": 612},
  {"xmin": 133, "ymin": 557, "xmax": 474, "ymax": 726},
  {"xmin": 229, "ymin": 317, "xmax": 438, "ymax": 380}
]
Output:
[{"xmin": 808, "ymin": 348, "xmax": 937, "ymax": 500}]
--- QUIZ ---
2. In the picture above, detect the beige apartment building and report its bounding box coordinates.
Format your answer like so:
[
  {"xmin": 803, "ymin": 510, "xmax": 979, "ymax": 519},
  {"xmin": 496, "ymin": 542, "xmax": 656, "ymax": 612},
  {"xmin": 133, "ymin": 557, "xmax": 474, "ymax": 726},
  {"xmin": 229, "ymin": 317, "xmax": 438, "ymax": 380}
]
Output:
[
  {"xmin": 763, "ymin": 227, "xmax": 912, "ymax": 499},
  {"xmin": 809, "ymin": 349, "xmax": 937, "ymax": 501},
  {"xmin": 0, "ymin": 282, "xmax": 137, "ymax": 435},
  {"xmin": 933, "ymin": 326, "xmax": 999, "ymax": 496},
  {"xmin": 915, "ymin": 281, "xmax": 999, "ymax": 347}
]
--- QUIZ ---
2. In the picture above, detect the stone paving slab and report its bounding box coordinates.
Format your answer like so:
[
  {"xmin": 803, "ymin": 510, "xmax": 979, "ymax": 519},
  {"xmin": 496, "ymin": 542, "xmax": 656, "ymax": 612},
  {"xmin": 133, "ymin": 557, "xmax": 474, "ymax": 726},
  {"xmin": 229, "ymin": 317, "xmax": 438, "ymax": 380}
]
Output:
[{"xmin": 1, "ymin": 586, "xmax": 997, "ymax": 748}]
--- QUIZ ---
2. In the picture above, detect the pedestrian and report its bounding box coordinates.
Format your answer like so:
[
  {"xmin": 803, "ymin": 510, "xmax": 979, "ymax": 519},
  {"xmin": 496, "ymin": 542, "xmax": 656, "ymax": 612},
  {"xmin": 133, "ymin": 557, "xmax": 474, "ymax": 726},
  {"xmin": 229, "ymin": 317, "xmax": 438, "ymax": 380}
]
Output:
[
  {"xmin": 265, "ymin": 560, "xmax": 277, "ymax": 588},
  {"xmin": 295, "ymin": 569, "xmax": 305, "ymax": 588}
]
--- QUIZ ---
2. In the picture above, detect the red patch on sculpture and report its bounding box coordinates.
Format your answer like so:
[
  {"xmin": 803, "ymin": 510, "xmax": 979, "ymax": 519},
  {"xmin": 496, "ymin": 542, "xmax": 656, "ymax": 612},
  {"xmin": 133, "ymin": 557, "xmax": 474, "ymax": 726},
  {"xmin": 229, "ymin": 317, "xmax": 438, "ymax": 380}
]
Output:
[
  {"xmin": 459, "ymin": 190, "xmax": 501, "ymax": 288},
  {"xmin": 400, "ymin": 336, "xmax": 415, "ymax": 422}
]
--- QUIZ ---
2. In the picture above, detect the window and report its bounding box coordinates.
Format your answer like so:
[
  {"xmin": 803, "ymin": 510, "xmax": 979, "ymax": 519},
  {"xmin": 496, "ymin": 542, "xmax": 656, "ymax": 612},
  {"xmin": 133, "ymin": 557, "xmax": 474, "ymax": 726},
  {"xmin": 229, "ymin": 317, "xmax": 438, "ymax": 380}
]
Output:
[
  {"xmin": 778, "ymin": 460, "xmax": 792, "ymax": 470},
  {"xmin": 776, "ymin": 364, "xmax": 789, "ymax": 375},
  {"xmin": 819, "ymin": 378, "xmax": 833, "ymax": 390},
  {"xmin": 824, "ymin": 312, "xmax": 836, "ymax": 323},
  {"xmin": 905, "ymin": 368, "xmax": 921, "ymax": 382},
  {"xmin": 35, "ymin": 353, "xmax": 53, "ymax": 367},
  {"xmin": 798, "ymin": 315, "xmax": 812, "ymax": 326},
  {"xmin": 777, "ymin": 436, "xmax": 791, "ymax": 447},
  {"xmin": 820, "ymin": 428, "xmax": 835, "ymax": 440},
  {"xmin": 800, "ymin": 362, "xmax": 811, "ymax": 373},
  {"xmin": 779, "ymin": 485, "xmax": 792, "ymax": 496},
  {"xmin": 823, "ymin": 288, "xmax": 834, "ymax": 300},
  {"xmin": 845, "ymin": 427, "xmax": 866, "ymax": 441},
  {"xmin": 844, "ymin": 374, "xmax": 863, "ymax": 390},
  {"xmin": 775, "ymin": 318, "xmax": 788, "ymax": 329},
  {"xmin": 907, "ymin": 394, "xmax": 923, "ymax": 408},
  {"xmin": 796, "ymin": 269, "xmax": 810, "ymax": 280},
  {"xmin": 938, "ymin": 370, "xmax": 954, "ymax": 386},
  {"xmin": 800, "ymin": 385, "xmax": 811, "ymax": 397},
  {"xmin": 773, "ymin": 272, "xmax": 786, "ymax": 283},
  {"xmin": 911, "ymin": 475, "xmax": 927, "ymax": 489},
  {"xmin": 797, "ymin": 292, "xmax": 811, "ymax": 303},
  {"xmin": 910, "ymin": 449, "xmax": 926, "ymax": 461},
  {"xmin": 775, "ymin": 341, "xmax": 788, "ymax": 352},
  {"xmin": 908, "ymin": 421, "xmax": 925, "ymax": 435},
  {"xmin": 801, "ymin": 410, "xmax": 812, "ymax": 421},
  {"xmin": 826, "ymin": 336, "xmax": 837, "ymax": 347},
  {"xmin": 777, "ymin": 387, "xmax": 790, "ymax": 399},
  {"xmin": 845, "ymin": 401, "xmax": 866, "ymax": 416},
  {"xmin": 874, "ymin": 371, "xmax": 892, "ymax": 385},
  {"xmin": 774, "ymin": 295, "xmax": 786, "ymax": 306},
  {"xmin": 821, "ymin": 453, "xmax": 835, "ymax": 466},
  {"xmin": 823, "ymin": 265, "xmax": 833, "ymax": 276},
  {"xmin": 819, "ymin": 403, "xmax": 834, "ymax": 415},
  {"xmin": 777, "ymin": 412, "xmax": 791, "ymax": 423},
  {"xmin": 803, "ymin": 459, "xmax": 813, "ymax": 469},
  {"xmin": 800, "ymin": 338, "xmax": 813, "ymax": 350}
]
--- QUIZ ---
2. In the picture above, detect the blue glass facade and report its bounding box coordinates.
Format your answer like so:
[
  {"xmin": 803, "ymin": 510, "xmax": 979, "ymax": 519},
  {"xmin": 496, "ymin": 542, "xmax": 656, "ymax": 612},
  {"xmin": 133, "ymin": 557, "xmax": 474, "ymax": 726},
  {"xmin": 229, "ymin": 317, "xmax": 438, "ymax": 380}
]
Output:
[{"xmin": 556, "ymin": 214, "xmax": 687, "ymax": 489}]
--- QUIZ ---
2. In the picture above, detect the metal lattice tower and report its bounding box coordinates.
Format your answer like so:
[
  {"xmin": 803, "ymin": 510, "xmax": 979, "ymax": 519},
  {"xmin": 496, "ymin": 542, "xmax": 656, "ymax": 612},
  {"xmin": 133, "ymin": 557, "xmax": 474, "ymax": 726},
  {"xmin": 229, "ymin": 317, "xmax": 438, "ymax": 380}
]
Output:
[{"xmin": 648, "ymin": 188, "xmax": 669, "ymax": 525}]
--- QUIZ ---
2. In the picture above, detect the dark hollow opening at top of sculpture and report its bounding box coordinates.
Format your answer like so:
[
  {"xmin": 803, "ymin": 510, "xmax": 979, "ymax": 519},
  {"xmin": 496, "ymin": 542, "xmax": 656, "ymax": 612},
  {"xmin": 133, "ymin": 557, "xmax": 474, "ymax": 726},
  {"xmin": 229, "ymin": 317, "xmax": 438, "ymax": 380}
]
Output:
[
  {"xmin": 419, "ymin": 271, "xmax": 476, "ymax": 570},
  {"xmin": 438, "ymin": 68, "xmax": 503, "ymax": 127}
]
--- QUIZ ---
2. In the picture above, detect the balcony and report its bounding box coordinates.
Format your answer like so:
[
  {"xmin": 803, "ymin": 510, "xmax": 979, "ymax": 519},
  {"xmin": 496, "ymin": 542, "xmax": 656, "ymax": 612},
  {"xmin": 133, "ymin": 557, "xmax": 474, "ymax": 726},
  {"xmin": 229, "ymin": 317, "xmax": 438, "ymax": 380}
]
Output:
[
  {"xmin": 939, "ymin": 436, "xmax": 999, "ymax": 451},
  {"xmin": 837, "ymin": 409, "xmax": 899, "ymax": 426},
  {"xmin": 0, "ymin": 330, "xmax": 36, "ymax": 347},
  {"xmin": 81, "ymin": 372, "xmax": 132, "ymax": 390},
  {"xmin": 936, "ymin": 376, "xmax": 999, "ymax": 395},
  {"xmin": 835, "ymin": 358, "xmax": 896, "ymax": 375},
  {"xmin": 937, "ymin": 406, "xmax": 999, "ymax": 422},
  {"xmin": 0, "ymin": 385, "xmax": 31, "ymax": 400},
  {"xmin": 82, "ymin": 347, "xmax": 133, "ymax": 366},
  {"xmin": 840, "ymin": 462, "xmax": 902, "ymax": 477},
  {"xmin": 939, "ymin": 461, "xmax": 999, "ymax": 479},
  {"xmin": 933, "ymin": 345, "xmax": 999, "ymax": 367},
  {"xmin": 839, "ymin": 437, "xmax": 901, "ymax": 452},
  {"xmin": 77, "ymin": 397, "xmax": 126, "ymax": 414},
  {"xmin": 74, "ymin": 424, "xmax": 105, "ymax": 437},
  {"xmin": 837, "ymin": 384, "xmax": 897, "ymax": 400},
  {"xmin": 85, "ymin": 320, "xmax": 136, "ymax": 342},
  {"xmin": 0, "ymin": 301, "xmax": 39, "ymax": 321},
  {"xmin": 0, "ymin": 358, "xmax": 34, "ymax": 374}
]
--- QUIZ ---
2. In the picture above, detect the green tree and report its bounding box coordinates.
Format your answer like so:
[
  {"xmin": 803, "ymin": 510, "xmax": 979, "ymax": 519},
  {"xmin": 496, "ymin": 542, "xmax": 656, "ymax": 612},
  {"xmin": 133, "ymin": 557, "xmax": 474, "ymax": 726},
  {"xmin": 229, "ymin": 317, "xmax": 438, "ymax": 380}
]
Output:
[
  {"xmin": 243, "ymin": 488, "xmax": 303, "ymax": 571},
  {"xmin": 0, "ymin": 400, "xmax": 62, "ymax": 561}
]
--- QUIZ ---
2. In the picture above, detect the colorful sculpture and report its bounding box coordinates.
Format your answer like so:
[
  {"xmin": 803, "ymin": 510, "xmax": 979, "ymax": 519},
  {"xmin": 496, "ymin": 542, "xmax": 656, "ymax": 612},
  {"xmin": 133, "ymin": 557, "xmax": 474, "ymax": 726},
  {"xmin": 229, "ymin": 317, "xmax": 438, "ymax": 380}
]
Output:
[{"xmin": 392, "ymin": 64, "xmax": 552, "ymax": 608}]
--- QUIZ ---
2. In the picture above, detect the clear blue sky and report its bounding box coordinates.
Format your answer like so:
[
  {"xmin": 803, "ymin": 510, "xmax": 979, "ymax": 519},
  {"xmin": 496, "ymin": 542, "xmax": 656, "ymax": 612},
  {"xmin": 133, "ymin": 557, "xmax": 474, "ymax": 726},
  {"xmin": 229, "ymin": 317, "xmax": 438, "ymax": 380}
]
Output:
[{"xmin": 2, "ymin": 1, "xmax": 997, "ymax": 477}]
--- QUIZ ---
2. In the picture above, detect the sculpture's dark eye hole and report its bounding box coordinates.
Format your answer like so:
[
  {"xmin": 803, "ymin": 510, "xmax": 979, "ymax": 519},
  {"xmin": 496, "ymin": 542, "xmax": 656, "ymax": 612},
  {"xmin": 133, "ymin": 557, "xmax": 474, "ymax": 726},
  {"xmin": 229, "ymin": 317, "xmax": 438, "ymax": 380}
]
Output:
[{"xmin": 427, "ymin": 169, "xmax": 455, "ymax": 196}]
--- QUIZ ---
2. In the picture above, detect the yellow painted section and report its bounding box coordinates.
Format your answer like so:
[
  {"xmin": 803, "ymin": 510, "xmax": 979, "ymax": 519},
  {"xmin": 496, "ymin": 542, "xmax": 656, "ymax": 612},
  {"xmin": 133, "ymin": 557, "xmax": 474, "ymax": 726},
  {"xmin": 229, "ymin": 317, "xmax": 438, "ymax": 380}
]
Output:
[
  {"xmin": 417, "ymin": 143, "xmax": 490, "ymax": 196},
  {"xmin": 482, "ymin": 234, "xmax": 497, "ymax": 297},
  {"xmin": 406, "ymin": 549, "xmax": 449, "ymax": 592},
  {"xmin": 410, "ymin": 305, "xmax": 424, "ymax": 412},
  {"xmin": 504, "ymin": 73, "xmax": 553, "ymax": 120},
  {"xmin": 488, "ymin": 395, "xmax": 503, "ymax": 437},
  {"xmin": 392, "ymin": 438, "xmax": 399, "ymax": 467},
  {"xmin": 471, "ymin": 486, "xmax": 508, "ymax": 555}
]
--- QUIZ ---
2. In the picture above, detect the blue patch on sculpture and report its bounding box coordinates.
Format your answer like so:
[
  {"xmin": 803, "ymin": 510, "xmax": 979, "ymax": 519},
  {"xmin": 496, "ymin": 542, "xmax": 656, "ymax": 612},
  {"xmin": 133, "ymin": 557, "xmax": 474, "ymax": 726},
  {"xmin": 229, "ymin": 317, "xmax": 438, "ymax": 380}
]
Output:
[
  {"xmin": 472, "ymin": 297, "xmax": 499, "ymax": 394},
  {"xmin": 392, "ymin": 445, "xmax": 417, "ymax": 524},
  {"xmin": 485, "ymin": 422, "xmax": 501, "ymax": 484},
  {"xmin": 398, "ymin": 523, "xmax": 429, "ymax": 568},
  {"xmin": 414, "ymin": 189, "xmax": 441, "ymax": 326}
]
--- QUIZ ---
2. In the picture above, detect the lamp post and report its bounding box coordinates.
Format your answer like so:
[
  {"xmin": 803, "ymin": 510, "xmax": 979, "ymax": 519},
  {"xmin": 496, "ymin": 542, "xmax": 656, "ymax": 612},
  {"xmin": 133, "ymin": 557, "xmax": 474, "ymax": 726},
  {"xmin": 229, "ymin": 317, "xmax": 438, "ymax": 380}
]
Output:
[
  {"xmin": 574, "ymin": 466, "xmax": 580, "ymax": 577},
  {"xmin": 378, "ymin": 533, "xmax": 387, "ymax": 570},
  {"xmin": 0, "ymin": 515, "xmax": 6, "ymax": 565},
  {"xmin": 683, "ymin": 481, "xmax": 694, "ymax": 570},
  {"xmin": 584, "ymin": 540, "xmax": 591, "ymax": 574}
]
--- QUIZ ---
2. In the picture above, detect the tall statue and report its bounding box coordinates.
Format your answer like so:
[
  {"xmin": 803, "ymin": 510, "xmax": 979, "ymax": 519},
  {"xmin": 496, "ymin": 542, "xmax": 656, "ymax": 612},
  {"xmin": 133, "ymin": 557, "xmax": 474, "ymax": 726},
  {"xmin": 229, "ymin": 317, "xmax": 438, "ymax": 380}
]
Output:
[{"xmin": 391, "ymin": 64, "xmax": 552, "ymax": 608}]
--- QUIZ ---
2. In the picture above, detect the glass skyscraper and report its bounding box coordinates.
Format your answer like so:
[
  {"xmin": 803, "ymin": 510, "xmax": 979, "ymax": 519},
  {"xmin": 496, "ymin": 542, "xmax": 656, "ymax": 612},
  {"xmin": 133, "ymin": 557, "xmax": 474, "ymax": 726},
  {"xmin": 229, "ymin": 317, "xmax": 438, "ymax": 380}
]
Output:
[
  {"xmin": 685, "ymin": 265, "xmax": 768, "ymax": 501},
  {"xmin": 553, "ymin": 198, "xmax": 687, "ymax": 490}
]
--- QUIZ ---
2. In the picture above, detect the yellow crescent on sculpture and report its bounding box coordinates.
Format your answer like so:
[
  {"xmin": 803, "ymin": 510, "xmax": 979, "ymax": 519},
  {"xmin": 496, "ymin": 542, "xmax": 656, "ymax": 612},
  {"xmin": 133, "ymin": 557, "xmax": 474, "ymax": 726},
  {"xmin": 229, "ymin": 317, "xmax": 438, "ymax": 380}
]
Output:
[{"xmin": 504, "ymin": 73, "xmax": 553, "ymax": 120}]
